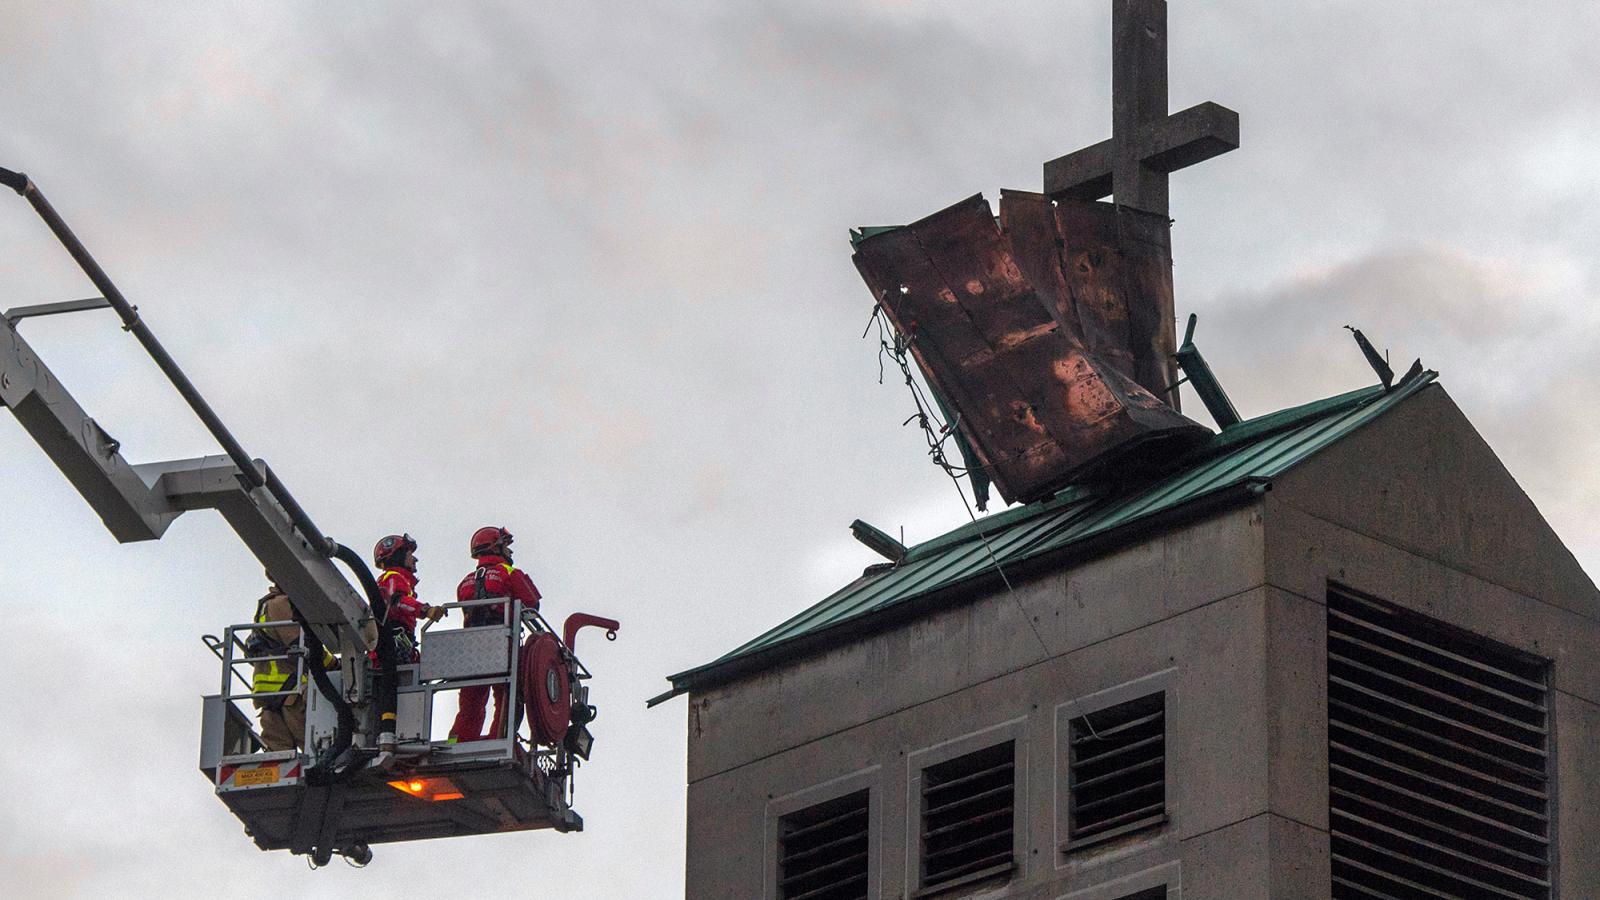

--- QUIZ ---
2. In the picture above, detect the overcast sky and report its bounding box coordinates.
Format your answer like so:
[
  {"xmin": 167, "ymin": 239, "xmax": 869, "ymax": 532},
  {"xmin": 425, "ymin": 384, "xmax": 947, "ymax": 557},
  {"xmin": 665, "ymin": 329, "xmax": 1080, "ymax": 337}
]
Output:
[{"xmin": 2, "ymin": 2, "xmax": 1596, "ymax": 896}]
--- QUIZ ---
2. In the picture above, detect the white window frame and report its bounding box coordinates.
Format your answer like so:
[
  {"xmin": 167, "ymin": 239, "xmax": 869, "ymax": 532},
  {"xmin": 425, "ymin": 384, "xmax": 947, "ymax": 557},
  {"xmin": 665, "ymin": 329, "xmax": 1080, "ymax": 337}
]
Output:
[
  {"xmin": 905, "ymin": 715, "xmax": 1030, "ymax": 899},
  {"xmin": 765, "ymin": 765, "xmax": 883, "ymax": 900},
  {"xmin": 1055, "ymin": 668, "xmax": 1177, "ymax": 856},
  {"xmin": 1055, "ymin": 860, "xmax": 1181, "ymax": 899}
]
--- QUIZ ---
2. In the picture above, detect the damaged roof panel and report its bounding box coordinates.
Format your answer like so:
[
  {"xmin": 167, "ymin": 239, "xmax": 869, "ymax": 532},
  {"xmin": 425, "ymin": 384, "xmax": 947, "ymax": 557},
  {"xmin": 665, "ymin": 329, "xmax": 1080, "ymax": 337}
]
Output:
[
  {"xmin": 1000, "ymin": 191, "xmax": 1180, "ymax": 404},
  {"xmin": 851, "ymin": 194, "xmax": 1209, "ymax": 505},
  {"xmin": 654, "ymin": 372, "xmax": 1438, "ymax": 705}
]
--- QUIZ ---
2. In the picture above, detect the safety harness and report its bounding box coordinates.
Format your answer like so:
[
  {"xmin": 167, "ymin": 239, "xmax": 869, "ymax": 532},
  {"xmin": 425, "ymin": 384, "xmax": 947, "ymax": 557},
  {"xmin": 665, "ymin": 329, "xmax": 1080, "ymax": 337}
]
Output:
[
  {"xmin": 377, "ymin": 568, "xmax": 420, "ymax": 659},
  {"xmin": 466, "ymin": 562, "xmax": 516, "ymax": 626},
  {"xmin": 247, "ymin": 594, "xmax": 294, "ymax": 709},
  {"xmin": 248, "ymin": 592, "xmax": 331, "ymax": 707}
]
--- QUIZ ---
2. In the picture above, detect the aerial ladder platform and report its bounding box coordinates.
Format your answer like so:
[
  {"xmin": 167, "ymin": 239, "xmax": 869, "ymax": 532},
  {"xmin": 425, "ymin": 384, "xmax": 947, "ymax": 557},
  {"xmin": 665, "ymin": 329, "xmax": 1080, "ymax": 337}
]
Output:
[{"xmin": 0, "ymin": 166, "xmax": 619, "ymax": 866}]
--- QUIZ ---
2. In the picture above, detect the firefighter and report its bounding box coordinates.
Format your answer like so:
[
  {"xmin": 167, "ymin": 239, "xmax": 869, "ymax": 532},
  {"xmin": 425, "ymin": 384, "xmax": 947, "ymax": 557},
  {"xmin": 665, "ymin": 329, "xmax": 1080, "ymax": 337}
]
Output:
[
  {"xmin": 373, "ymin": 533, "xmax": 445, "ymax": 663},
  {"xmin": 248, "ymin": 578, "xmax": 330, "ymax": 752},
  {"xmin": 448, "ymin": 525, "xmax": 542, "ymax": 743}
]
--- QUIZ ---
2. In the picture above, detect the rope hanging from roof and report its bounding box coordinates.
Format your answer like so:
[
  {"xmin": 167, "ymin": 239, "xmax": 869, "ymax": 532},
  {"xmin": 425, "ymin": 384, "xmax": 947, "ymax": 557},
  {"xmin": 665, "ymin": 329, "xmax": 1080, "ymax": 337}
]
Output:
[
  {"xmin": 863, "ymin": 299, "xmax": 1055, "ymax": 654},
  {"xmin": 863, "ymin": 301, "xmax": 988, "ymax": 507}
]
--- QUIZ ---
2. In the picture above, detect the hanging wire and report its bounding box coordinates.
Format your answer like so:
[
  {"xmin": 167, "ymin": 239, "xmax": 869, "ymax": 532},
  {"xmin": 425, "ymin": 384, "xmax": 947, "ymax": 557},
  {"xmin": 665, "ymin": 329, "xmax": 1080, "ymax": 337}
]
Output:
[
  {"xmin": 1077, "ymin": 709, "xmax": 1107, "ymax": 742},
  {"xmin": 865, "ymin": 301, "xmax": 971, "ymax": 482},
  {"xmin": 864, "ymin": 294, "xmax": 1052, "ymax": 655}
]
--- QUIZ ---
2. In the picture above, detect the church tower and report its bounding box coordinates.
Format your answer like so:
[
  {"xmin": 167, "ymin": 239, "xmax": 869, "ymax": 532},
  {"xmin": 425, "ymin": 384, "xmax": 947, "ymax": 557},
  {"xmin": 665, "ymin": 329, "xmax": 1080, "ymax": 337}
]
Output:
[{"xmin": 655, "ymin": 4, "xmax": 1599, "ymax": 898}]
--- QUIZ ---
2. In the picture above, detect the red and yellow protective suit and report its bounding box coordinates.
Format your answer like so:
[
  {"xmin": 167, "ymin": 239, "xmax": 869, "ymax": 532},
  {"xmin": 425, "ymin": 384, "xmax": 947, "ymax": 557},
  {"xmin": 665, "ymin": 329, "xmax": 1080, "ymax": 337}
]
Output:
[
  {"xmin": 376, "ymin": 566, "xmax": 430, "ymax": 662},
  {"xmin": 449, "ymin": 554, "xmax": 541, "ymax": 742}
]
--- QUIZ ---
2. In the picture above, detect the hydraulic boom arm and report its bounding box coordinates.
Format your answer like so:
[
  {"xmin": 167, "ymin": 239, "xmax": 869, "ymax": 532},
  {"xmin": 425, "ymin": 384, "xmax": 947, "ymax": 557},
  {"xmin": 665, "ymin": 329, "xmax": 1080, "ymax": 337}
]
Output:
[{"xmin": 0, "ymin": 166, "xmax": 374, "ymax": 655}]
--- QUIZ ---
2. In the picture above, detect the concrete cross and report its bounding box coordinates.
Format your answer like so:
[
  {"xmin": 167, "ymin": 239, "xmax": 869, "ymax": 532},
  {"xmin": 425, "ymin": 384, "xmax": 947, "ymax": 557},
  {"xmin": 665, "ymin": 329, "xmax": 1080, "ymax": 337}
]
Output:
[{"xmin": 1044, "ymin": 0, "xmax": 1239, "ymax": 218}]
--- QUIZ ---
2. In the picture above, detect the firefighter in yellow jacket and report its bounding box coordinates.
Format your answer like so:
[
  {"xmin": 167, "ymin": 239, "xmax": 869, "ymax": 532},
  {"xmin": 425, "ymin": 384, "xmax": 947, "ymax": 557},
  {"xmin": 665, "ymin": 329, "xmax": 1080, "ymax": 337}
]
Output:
[{"xmin": 248, "ymin": 580, "xmax": 332, "ymax": 752}]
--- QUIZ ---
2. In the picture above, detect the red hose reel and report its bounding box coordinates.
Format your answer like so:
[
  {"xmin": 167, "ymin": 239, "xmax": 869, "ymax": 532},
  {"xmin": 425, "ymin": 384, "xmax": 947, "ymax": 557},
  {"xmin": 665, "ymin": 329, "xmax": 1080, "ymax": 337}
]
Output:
[
  {"xmin": 520, "ymin": 632, "xmax": 571, "ymax": 746},
  {"xmin": 519, "ymin": 614, "xmax": 620, "ymax": 749}
]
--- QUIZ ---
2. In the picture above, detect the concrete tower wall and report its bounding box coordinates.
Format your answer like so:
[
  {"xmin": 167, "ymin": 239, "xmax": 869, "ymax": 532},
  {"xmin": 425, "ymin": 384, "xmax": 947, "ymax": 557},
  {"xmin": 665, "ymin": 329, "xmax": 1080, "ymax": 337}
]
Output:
[{"xmin": 684, "ymin": 386, "xmax": 1600, "ymax": 898}]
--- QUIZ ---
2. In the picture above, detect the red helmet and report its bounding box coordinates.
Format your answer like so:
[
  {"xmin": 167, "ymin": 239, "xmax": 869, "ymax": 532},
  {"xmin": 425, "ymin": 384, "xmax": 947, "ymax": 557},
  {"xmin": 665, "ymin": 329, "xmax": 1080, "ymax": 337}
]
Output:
[
  {"xmin": 470, "ymin": 526, "xmax": 514, "ymax": 559},
  {"xmin": 374, "ymin": 533, "xmax": 418, "ymax": 569}
]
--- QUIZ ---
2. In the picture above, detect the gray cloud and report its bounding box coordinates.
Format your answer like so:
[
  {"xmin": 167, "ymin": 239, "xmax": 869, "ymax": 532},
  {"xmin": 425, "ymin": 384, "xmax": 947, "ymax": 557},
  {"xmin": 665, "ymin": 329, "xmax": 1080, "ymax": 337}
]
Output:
[
  {"xmin": 1, "ymin": 2, "xmax": 1597, "ymax": 896},
  {"xmin": 1189, "ymin": 241, "xmax": 1600, "ymax": 584}
]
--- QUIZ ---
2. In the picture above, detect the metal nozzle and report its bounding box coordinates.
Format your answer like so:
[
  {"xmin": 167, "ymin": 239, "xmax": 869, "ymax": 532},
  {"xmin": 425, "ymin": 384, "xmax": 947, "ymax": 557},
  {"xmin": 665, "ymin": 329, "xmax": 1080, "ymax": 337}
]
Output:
[{"xmin": 0, "ymin": 167, "xmax": 29, "ymax": 195}]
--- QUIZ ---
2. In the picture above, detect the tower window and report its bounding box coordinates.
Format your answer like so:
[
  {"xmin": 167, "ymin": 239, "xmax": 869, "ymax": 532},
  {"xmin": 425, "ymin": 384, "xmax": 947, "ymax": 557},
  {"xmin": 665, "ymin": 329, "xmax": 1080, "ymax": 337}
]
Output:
[
  {"xmin": 1327, "ymin": 586, "xmax": 1550, "ymax": 899},
  {"xmin": 1067, "ymin": 692, "xmax": 1167, "ymax": 847},
  {"xmin": 777, "ymin": 789, "xmax": 870, "ymax": 900},
  {"xmin": 918, "ymin": 741, "xmax": 1016, "ymax": 895}
]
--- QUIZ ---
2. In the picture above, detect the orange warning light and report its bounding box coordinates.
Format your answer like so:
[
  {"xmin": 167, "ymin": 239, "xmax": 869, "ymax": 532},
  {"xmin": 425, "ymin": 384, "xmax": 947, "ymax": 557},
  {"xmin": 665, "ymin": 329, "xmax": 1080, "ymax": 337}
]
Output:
[{"xmin": 386, "ymin": 777, "xmax": 463, "ymax": 801}]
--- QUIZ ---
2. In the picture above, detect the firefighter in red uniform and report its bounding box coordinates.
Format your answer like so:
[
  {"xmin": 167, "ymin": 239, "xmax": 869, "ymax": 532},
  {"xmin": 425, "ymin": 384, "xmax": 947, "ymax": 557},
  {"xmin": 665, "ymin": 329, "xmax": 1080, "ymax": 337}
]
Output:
[
  {"xmin": 449, "ymin": 525, "xmax": 542, "ymax": 743},
  {"xmin": 373, "ymin": 533, "xmax": 444, "ymax": 662}
]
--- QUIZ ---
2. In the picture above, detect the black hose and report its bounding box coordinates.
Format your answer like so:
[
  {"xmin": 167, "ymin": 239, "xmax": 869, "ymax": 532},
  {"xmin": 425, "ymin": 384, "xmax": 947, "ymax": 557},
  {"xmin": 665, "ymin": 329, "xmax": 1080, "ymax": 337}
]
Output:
[
  {"xmin": 331, "ymin": 543, "xmax": 399, "ymax": 745},
  {"xmin": 290, "ymin": 545, "xmax": 396, "ymax": 784},
  {"xmin": 288, "ymin": 603, "xmax": 358, "ymax": 785},
  {"xmin": 331, "ymin": 543, "xmax": 387, "ymax": 620}
]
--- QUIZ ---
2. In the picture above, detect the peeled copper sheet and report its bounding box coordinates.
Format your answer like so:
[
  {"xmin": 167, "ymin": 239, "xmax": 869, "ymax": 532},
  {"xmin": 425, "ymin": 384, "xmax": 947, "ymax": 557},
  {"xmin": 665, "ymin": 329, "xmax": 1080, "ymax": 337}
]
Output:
[
  {"xmin": 1000, "ymin": 191, "xmax": 1180, "ymax": 404},
  {"xmin": 852, "ymin": 193, "xmax": 1207, "ymax": 504}
]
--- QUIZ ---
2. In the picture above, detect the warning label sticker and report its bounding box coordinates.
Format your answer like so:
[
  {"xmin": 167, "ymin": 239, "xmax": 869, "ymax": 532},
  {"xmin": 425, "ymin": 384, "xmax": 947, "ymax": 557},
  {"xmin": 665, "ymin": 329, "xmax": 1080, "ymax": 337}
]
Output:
[{"xmin": 234, "ymin": 766, "xmax": 280, "ymax": 787}]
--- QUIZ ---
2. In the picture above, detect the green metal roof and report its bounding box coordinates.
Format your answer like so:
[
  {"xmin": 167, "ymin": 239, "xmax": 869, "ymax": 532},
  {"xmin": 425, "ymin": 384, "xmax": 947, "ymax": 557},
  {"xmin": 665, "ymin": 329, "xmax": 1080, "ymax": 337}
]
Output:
[{"xmin": 654, "ymin": 372, "xmax": 1438, "ymax": 705}]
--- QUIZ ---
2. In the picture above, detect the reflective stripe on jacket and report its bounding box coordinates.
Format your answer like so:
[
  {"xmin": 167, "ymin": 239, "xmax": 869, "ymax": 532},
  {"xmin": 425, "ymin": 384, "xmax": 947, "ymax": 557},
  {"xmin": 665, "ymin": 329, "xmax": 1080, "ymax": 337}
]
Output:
[
  {"xmin": 250, "ymin": 589, "xmax": 308, "ymax": 709},
  {"xmin": 252, "ymin": 663, "xmax": 292, "ymax": 693},
  {"xmin": 455, "ymin": 555, "xmax": 541, "ymax": 626},
  {"xmin": 377, "ymin": 567, "xmax": 428, "ymax": 639}
]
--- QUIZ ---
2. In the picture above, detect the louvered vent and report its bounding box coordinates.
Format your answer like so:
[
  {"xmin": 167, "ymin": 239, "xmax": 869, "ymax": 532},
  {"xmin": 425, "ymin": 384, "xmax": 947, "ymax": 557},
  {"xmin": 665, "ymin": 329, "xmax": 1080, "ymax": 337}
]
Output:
[
  {"xmin": 1327, "ymin": 587, "xmax": 1550, "ymax": 899},
  {"xmin": 919, "ymin": 741, "xmax": 1015, "ymax": 895},
  {"xmin": 1067, "ymin": 692, "xmax": 1166, "ymax": 846},
  {"xmin": 778, "ymin": 789, "xmax": 870, "ymax": 900}
]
